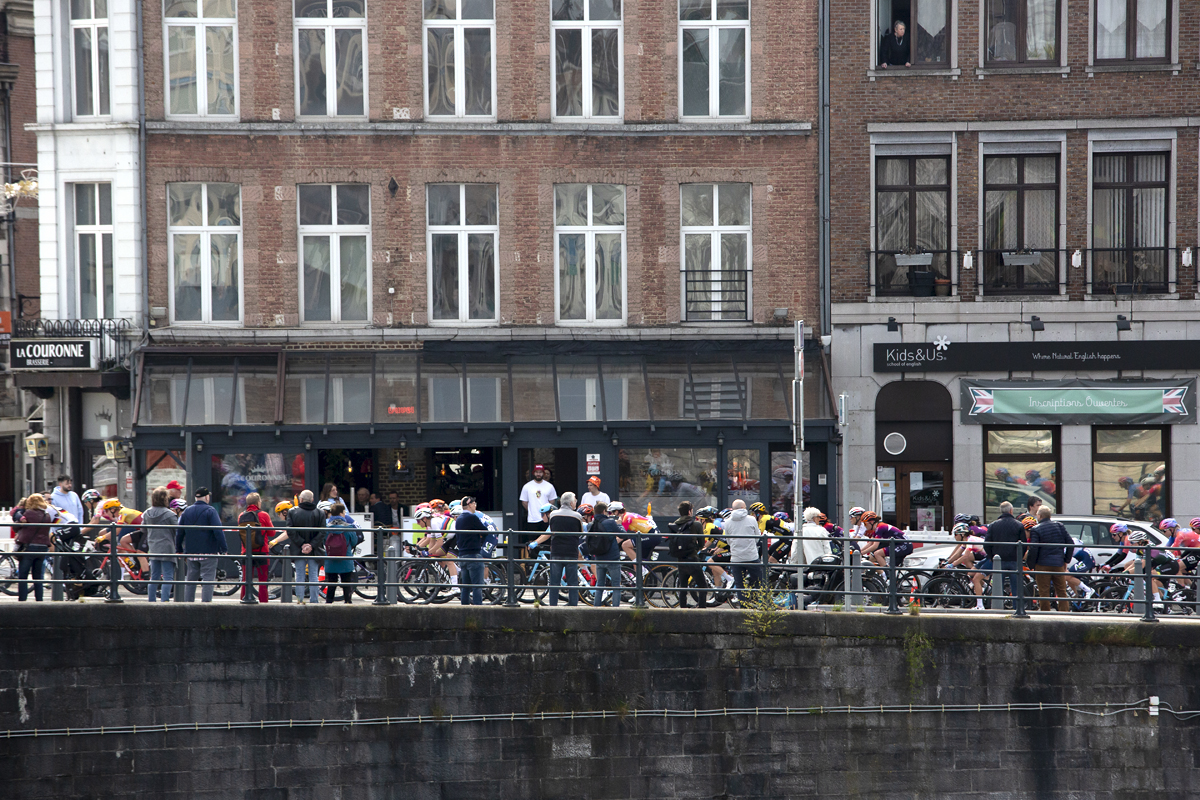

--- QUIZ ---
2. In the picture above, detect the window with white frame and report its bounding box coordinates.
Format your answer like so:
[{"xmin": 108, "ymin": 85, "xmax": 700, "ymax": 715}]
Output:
[
  {"xmin": 984, "ymin": 0, "xmax": 1058, "ymax": 64},
  {"xmin": 73, "ymin": 183, "xmax": 113, "ymax": 319},
  {"xmin": 71, "ymin": 0, "xmax": 110, "ymax": 117},
  {"xmin": 424, "ymin": 0, "xmax": 495, "ymax": 119},
  {"xmin": 427, "ymin": 184, "xmax": 498, "ymax": 323},
  {"xmin": 555, "ymin": 184, "xmax": 626, "ymax": 324},
  {"xmin": 552, "ymin": 0, "xmax": 621, "ymax": 120},
  {"xmin": 294, "ymin": 0, "xmax": 366, "ymax": 117},
  {"xmin": 164, "ymin": 0, "xmax": 238, "ymax": 117},
  {"xmin": 681, "ymin": 183, "xmax": 751, "ymax": 321},
  {"xmin": 679, "ymin": 0, "xmax": 748, "ymax": 120},
  {"xmin": 298, "ymin": 184, "xmax": 371, "ymax": 323},
  {"xmin": 1095, "ymin": 0, "xmax": 1169, "ymax": 62},
  {"xmin": 168, "ymin": 182, "xmax": 242, "ymax": 323},
  {"xmin": 302, "ymin": 375, "xmax": 370, "ymax": 423}
]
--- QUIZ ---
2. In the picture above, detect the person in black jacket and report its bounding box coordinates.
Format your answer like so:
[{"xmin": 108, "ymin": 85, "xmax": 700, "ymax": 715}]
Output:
[
  {"xmin": 530, "ymin": 492, "xmax": 584, "ymax": 606},
  {"xmin": 669, "ymin": 502, "xmax": 707, "ymax": 608},
  {"xmin": 879, "ymin": 20, "xmax": 910, "ymax": 68},
  {"xmin": 590, "ymin": 502, "xmax": 624, "ymax": 607},
  {"xmin": 454, "ymin": 496, "xmax": 487, "ymax": 606},
  {"xmin": 1027, "ymin": 507, "xmax": 1072, "ymax": 611},
  {"xmin": 286, "ymin": 490, "xmax": 326, "ymax": 604},
  {"xmin": 984, "ymin": 501, "xmax": 1027, "ymax": 613}
]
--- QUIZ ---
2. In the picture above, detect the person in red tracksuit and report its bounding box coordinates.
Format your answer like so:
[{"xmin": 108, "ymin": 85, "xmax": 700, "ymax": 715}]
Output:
[{"xmin": 241, "ymin": 492, "xmax": 276, "ymax": 602}]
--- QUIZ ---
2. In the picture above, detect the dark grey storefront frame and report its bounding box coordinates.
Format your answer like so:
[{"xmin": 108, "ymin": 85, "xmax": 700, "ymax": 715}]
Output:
[{"xmin": 131, "ymin": 420, "xmax": 837, "ymax": 527}]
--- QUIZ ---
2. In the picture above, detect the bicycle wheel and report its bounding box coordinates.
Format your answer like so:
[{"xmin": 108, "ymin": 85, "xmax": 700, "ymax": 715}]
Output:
[
  {"xmin": 0, "ymin": 553, "xmax": 20, "ymax": 595},
  {"xmin": 397, "ymin": 559, "xmax": 429, "ymax": 602},
  {"xmin": 919, "ymin": 576, "xmax": 970, "ymax": 609},
  {"xmin": 657, "ymin": 568, "xmax": 683, "ymax": 608},
  {"xmin": 644, "ymin": 564, "xmax": 674, "ymax": 608},
  {"xmin": 353, "ymin": 561, "xmax": 378, "ymax": 600},
  {"xmin": 213, "ymin": 562, "xmax": 244, "ymax": 596},
  {"xmin": 482, "ymin": 560, "xmax": 510, "ymax": 605},
  {"xmin": 860, "ymin": 573, "xmax": 890, "ymax": 606},
  {"xmin": 1097, "ymin": 585, "xmax": 1133, "ymax": 614}
]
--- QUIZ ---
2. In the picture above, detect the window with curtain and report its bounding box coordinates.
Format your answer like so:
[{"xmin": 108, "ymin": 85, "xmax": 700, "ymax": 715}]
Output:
[
  {"xmin": 427, "ymin": 184, "xmax": 498, "ymax": 323},
  {"xmin": 294, "ymin": 0, "xmax": 366, "ymax": 117},
  {"xmin": 424, "ymin": 0, "xmax": 495, "ymax": 119},
  {"xmin": 982, "ymin": 155, "xmax": 1058, "ymax": 294},
  {"xmin": 1095, "ymin": 0, "xmax": 1169, "ymax": 62},
  {"xmin": 74, "ymin": 183, "xmax": 114, "ymax": 319},
  {"xmin": 164, "ymin": 0, "xmax": 237, "ymax": 117},
  {"xmin": 985, "ymin": 0, "xmax": 1058, "ymax": 64},
  {"xmin": 874, "ymin": 155, "xmax": 950, "ymax": 293},
  {"xmin": 875, "ymin": 0, "xmax": 950, "ymax": 67},
  {"xmin": 552, "ymin": 0, "xmax": 621, "ymax": 120},
  {"xmin": 681, "ymin": 183, "xmax": 751, "ymax": 321},
  {"xmin": 679, "ymin": 0, "xmax": 748, "ymax": 119},
  {"xmin": 555, "ymin": 184, "xmax": 626, "ymax": 324},
  {"xmin": 71, "ymin": 0, "xmax": 110, "ymax": 117},
  {"xmin": 169, "ymin": 182, "xmax": 242, "ymax": 323},
  {"xmin": 1092, "ymin": 152, "xmax": 1168, "ymax": 292},
  {"xmin": 298, "ymin": 184, "xmax": 371, "ymax": 323}
]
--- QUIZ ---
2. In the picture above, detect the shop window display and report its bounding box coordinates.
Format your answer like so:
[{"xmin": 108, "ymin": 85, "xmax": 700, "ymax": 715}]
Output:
[
  {"xmin": 983, "ymin": 427, "xmax": 1058, "ymax": 522},
  {"xmin": 212, "ymin": 453, "xmax": 306, "ymax": 523},
  {"xmin": 1092, "ymin": 427, "xmax": 1167, "ymax": 522},
  {"xmin": 617, "ymin": 448, "xmax": 717, "ymax": 516}
]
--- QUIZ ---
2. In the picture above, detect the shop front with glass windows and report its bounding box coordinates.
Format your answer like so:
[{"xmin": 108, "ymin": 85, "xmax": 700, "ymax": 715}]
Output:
[{"xmin": 130, "ymin": 341, "xmax": 836, "ymax": 527}]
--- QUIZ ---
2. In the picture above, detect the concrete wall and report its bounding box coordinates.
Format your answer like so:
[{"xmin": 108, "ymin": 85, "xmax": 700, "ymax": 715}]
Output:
[{"xmin": 3, "ymin": 605, "xmax": 1200, "ymax": 799}]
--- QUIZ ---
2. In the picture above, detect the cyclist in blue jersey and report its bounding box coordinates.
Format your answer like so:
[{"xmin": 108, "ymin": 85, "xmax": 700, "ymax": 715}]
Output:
[{"xmin": 1064, "ymin": 537, "xmax": 1097, "ymax": 601}]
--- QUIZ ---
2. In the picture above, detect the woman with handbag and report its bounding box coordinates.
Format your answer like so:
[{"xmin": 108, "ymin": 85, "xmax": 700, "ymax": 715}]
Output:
[{"xmin": 15, "ymin": 493, "xmax": 53, "ymax": 601}]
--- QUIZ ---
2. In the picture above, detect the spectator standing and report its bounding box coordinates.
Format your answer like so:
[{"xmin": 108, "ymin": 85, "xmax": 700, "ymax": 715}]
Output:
[
  {"xmin": 580, "ymin": 476, "xmax": 610, "ymax": 508},
  {"xmin": 792, "ymin": 507, "xmax": 834, "ymax": 567},
  {"xmin": 589, "ymin": 502, "xmax": 623, "ymax": 607},
  {"xmin": 355, "ymin": 487, "xmax": 370, "ymax": 514},
  {"xmin": 286, "ymin": 490, "xmax": 326, "ymax": 604},
  {"xmin": 370, "ymin": 491, "xmax": 401, "ymax": 530},
  {"xmin": 454, "ymin": 496, "xmax": 487, "ymax": 605},
  {"xmin": 878, "ymin": 20, "xmax": 910, "ymax": 67},
  {"xmin": 175, "ymin": 488, "xmax": 227, "ymax": 603},
  {"xmin": 166, "ymin": 480, "xmax": 185, "ymax": 502},
  {"xmin": 984, "ymin": 501, "xmax": 1027, "ymax": 612},
  {"xmin": 14, "ymin": 493, "xmax": 53, "ymax": 601},
  {"xmin": 519, "ymin": 465, "xmax": 558, "ymax": 532},
  {"xmin": 541, "ymin": 491, "xmax": 583, "ymax": 606},
  {"xmin": 668, "ymin": 502, "xmax": 707, "ymax": 609},
  {"xmin": 725, "ymin": 499, "xmax": 763, "ymax": 600},
  {"xmin": 49, "ymin": 475, "xmax": 83, "ymax": 525},
  {"xmin": 322, "ymin": 503, "xmax": 359, "ymax": 604},
  {"xmin": 1028, "ymin": 506, "xmax": 1072, "ymax": 611},
  {"xmin": 1025, "ymin": 496, "xmax": 1042, "ymax": 518},
  {"xmin": 239, "ymin": 492, "xmax": 275, "ymax": 603},
  {"xmin": 143, "ymin": 487, "xmax": 180, "ymax": 602}
]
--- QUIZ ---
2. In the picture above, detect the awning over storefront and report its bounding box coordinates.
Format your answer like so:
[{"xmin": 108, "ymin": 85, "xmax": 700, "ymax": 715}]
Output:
[{"xmin": 132, "ymin": 343, "xmax": 832, "ymax": 430}]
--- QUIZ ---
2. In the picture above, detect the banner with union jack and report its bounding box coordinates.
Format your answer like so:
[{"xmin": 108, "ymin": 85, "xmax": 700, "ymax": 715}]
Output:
[{"xmin": 960, "ymin": 379, "xmax": 1195, "ymax": 426}]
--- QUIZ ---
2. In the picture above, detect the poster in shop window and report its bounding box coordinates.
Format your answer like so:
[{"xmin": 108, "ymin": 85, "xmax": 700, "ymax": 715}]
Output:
[{"xmin": 960, "ymin": 379, "xmax": 1197, "ymax": 426}]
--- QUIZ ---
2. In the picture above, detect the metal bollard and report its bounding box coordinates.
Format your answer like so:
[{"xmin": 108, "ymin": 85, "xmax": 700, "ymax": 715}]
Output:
[
  {"xmin": 504, "ymin": 532, "xmax": 518, "ymax": 607},
  {"xmin": 51, "ymin": 552, "xmax": 63, "ymax": 602},
  {"xmin": 848, "ymin": 548, "xmax": 862, "ymax": 608},
  {"xmin": 373, "ymin": 530, "xmax": 389, "ymax": 606},
  {"xmin": 885, "ymin": 546, "xmax": 901, "ymax": 614},
  {"xmin": 1011, "ymin": 559, "xmax": 1029, "ymax": 619},
  {"xmin": 387, "ymin": 533, "xmax": 400, "ymax": 604},
  {"xmin": 174, "ymin": 554, "xmax": 186, "ymax": 602},
  {"xmin": 1140, "ymin": 549, "xmax": 1158, "ymax": 623},
  {"xmin": 990, "ymin": 559, "xmax": 1005, "ymax": 610},
  {"xmin": 241, "ymin": 541, "xmax": 257, "ymax": 604},
  {"xmin": 634, "ymin": 532, "xmax": 645, "ymax": 608},
  {"xmin": 281, "ymin": 549, "xmax": 294, "ymax": 603},
  {"xmin": 105, "ymin": 525, "xmax": 122, "ymax": 603},
  {"xmin": 841, "ymin": 544, "xmax": 851, "ymax": 608}
]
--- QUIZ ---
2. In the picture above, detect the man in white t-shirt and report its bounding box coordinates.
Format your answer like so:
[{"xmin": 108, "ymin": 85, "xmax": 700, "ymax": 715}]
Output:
[
  {"xmin": 580, "ymin": 476, "xmax": 610, "ymax": 508},
  {"xmin": 519, "ymin": 465, "xmax": 558, "ymax": 530}
]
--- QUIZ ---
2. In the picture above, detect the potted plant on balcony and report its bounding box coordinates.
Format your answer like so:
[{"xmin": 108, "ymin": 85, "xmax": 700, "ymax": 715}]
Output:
[{"xmin": 895, "ymin": 247, "xmax": 935, "ymax": 297}]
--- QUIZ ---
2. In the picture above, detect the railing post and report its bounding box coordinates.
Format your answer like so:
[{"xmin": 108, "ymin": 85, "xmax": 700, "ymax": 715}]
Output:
[
  {"xmin": 841, "ymin": 540, "xmax": 851, "ymax": 608},
  {"xmin": 281, "ymin": 547, "xmax": 293, "ymax": 603},
  {"xmin": 504, "ymin": 531, "xmax": 518, "ymax": 607},
  {"xmin": 1011, "ymin": 556, "xmax": 1029, "ymax": 619},
  {"xmin": 240, "ymin": 536, "xmax": 257, "ymax": 604},
  {"xmin": 373, "ymin": 530, "xmax": 389, "ymax": 605},
  {"xmin": 105, "ymin": 524, "xmax": 122, "ymax": 603},
  {"xmin": 848, "ymin": 548, "xmax": 862, "ymax": 608},
  {"xmin": 173, "ymin": 554, "xmax": 185, "ymax": 602},
  {"xmin": 1140, "ymin": 548, "xmax": 1158, "ymax": 623},
  {"xmin": 761, "ymin": 529, "xmax": 771, "ymax": 594},
  {"xmin": 387, "ymin": 532, "xmax": 400, "ymax": 604},
  {"xmin": 989, "ymin": 559, "xmax": 1005, "ymax": 611},
  {"xmin": 884, "ymin": 545, "xmax": 901, "ymax": 615},
  {"xmin": 51, "ymin": 549, "xmax": 63, "ymax": 602},
  {"xmin": 634, "ymin": 532, "xmax": 645, "ymax": 608}
]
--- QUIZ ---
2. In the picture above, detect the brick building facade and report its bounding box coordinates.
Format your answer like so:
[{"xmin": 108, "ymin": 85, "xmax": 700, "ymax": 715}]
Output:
[
  {"xmin": 122, "ymin": 0, "xmax": 830, "ymax": 528},
  {"xmin": 831, "ymin": 1, "xmax": 1200, "ymax": 531}
]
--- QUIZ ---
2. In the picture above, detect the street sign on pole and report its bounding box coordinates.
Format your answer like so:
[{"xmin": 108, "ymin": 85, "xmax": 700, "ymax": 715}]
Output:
[{"xmin": 794, "ymin": 320, "xmax": 804, "ymax": 532}]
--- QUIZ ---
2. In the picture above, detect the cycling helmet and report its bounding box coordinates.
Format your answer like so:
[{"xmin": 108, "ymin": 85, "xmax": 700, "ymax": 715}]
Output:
[
  {"xmin": 578, "ymin": 504, "xmax": 594, "ymax": 517},
  {"xmin": 169, "ymin": 498, "xmax": 188, "ymax": 513},
  {"xmin": 429, "ymin": 499, "xmax": 447, "ymax": 511},
  {"xmin": 1025, "ymin": 469, "xmax": 1040, "ymax": 481},
  {"xmin": 1109, "ymin": 522, "xmax": 1128, "ymax": 535},
  {"xmin": 1127, "ymin": 531, "xmax": 1150, "ymax": 546},
  {"xmin": 100, "ymin": 497, "xmax": 122, "ymax": 512},
  {"xmin": 773, "ymin": 511, "xmax": 790, "ymax": 522},
  {"xmin": 969, "ymin": 515, "xmax": 981, "ymax": 526},
  {"xmin": 749, "ymin": 502, "xmax": 767, "ymax": 515},
  {"xmin": 1190, "ymin": 517, "xmax": 1200, "ymax": 530},
  {"xmin": 816, "ymin": 513, "xmax": 829, "ymax": 525},
  {"xmin": 720, "ymin": 507, "xmax": 733, "ymax": 520},
  {"xmin": 1021, "ymin": 515, "xmax": 1037, "ymax": 530},
  {"xmin": 696, "ymin": 506, "xmax": 717, "ymax": 519},
  {"xmin": 317, "ymin": 500, "xmax": 334, "ymax": 513},
  {"xmin": 1142, "ymin": 476, "xmax": 1157, "ymax": 488},
  {"xmin": 849, "ymin": 506, "xmax": 865, "ymax": 518},
  {"xmin": 1159, "ymin": 517, "xmax": 1179, "ymax": 531},
  {"xmin": 1117, "ymin": 476, "xmax": 1135, "ymax": 487},
  {"xmin": 448, "ymin": 499, "xmax": 462, "ymax": 510},
  {"xmin": 994, "ymin": 467, "xmax": 1009, "ymax": 477},
  {"xmin": 952, "ymin": 513, "xmax": 971, "ymax": 525},
  {"xmin": 448, "ymin": 507, "xmax": 463, "ymax": 517},
  {"xmin": 538, "ymin": 502, "xmax": 555, "ymax": 514},
  {"xmin": 414, "ymin": 508, "xmax": 433, "ymax": 521},
  {"xmin": 81, "ymin": 489, "xmax": 103, "ymax": 504},
  {"xmin": 275, "ymin": 501, "xmax": 293, "ymax": 516},
  {"xmin": 608, "ymin": 501, "xmax": 626, "ymax": 515},
  {"xmin": 860, "ymin": 511, "xmax": 880, "ymax": 526},
  {"xmin": 952, "ymin": 523, "xmax": 971, "ymax": 537}
]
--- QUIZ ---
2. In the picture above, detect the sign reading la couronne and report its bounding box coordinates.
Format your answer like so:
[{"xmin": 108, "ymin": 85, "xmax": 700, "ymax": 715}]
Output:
[{"xmin": 959, "ymin": 379, "xmax": 1196, "ymax": 425}]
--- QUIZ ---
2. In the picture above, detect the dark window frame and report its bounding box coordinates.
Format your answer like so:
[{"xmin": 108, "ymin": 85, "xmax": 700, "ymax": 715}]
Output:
[
  {"xmin": 877, "ymin": 0, "xmax": 952, "ymax": 68},
  {"xmin": 984, "ymin": 0, "xmax": 1061, "ymax": 66},
  {"xmin": 982, "ymin": 154, "xmax": 1059, "ymax": 295},
  {"xmin": 874, "ymin": 154, "xmax": 952, "ymax": 295},
  {"xmin": 1094, "ymin": 0, "xmax": 1172, "ymax": 64},
  {"xmin": 1090, "ymin": 425, "xmax": 1169, "ymax": 518},
  {"xmin": 1091, "ymin": 151, "xmax": 1169, "ymax": 292},
  {"xmin": 982, "ymin": 425, "xmax": 1060, "ymax": 521}
]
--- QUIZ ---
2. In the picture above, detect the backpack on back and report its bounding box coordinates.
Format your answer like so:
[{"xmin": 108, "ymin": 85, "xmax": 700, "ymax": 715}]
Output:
[
  {"xmin": 587, "ymin": 531, "xmax": 611, "ymax": 557},
  {"xmin": 325, "ymin": 520, "xmax": 350, "ymax": 557},
  {"xmin": 238, "ymin": 510, "xmax": 265, "ymax": 552}
]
